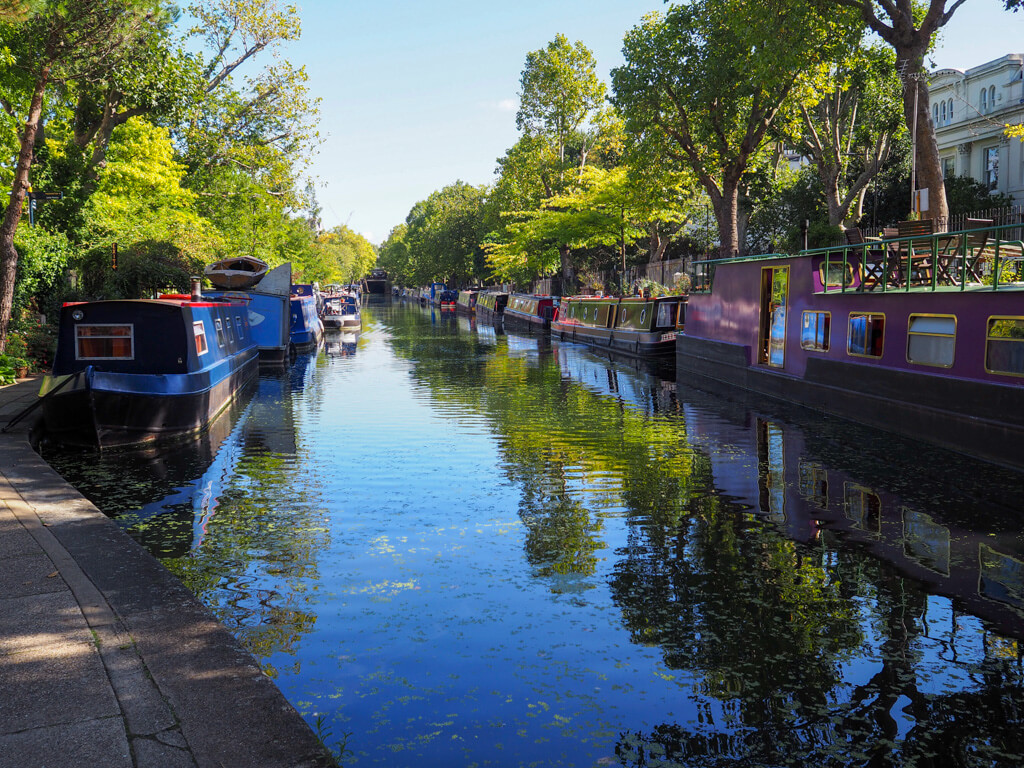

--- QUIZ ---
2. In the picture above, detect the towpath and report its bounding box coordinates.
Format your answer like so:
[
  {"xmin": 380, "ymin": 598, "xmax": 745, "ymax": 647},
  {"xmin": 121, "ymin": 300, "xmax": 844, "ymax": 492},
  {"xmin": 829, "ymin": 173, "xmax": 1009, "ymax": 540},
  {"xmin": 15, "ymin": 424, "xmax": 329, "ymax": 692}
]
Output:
[{"xmin": 0, "ymin": 377, "xmax": 335, "ymax": 768}]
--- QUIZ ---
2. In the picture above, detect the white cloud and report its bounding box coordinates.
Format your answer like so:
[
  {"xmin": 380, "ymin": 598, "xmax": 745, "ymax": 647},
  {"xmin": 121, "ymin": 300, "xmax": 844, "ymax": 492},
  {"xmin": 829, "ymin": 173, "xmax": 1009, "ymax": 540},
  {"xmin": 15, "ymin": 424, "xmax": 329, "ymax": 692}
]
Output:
[{"xmin": 490, "ymin": 98, "xmax": 517, "ymax": 112}]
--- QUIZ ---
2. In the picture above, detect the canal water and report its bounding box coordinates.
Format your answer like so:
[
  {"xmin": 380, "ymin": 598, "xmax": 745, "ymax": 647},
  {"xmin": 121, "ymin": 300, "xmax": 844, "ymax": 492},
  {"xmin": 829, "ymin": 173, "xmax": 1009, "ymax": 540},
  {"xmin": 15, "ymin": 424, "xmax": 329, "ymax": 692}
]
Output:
[{"xmin": 45, "ymin": 300, "xmax": 1024, "ymax": 767}]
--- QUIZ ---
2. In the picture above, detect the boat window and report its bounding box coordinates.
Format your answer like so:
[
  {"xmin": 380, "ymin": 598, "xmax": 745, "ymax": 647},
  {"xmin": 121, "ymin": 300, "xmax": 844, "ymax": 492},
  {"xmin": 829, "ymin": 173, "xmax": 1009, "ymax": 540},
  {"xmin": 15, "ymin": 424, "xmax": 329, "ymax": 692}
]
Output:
[
  {"xmin": 848, "ymin": 312, "xmax": 885, "ymax": 358},
  {"xmin": 214, "ymin": 319, "xmax": 226, "ymax": 347},
  {"xmin": 193, "ymin": 321, "xmax": 209, "ymax": 356},
  {"xmin": 985, "ymin": 316, "xmax": 1024, "ymax": 376},
  {"xmin": 226, "ymin": 317, "xmax": 234, "ymax": 343},
  {"xmin": 640, "ymin": 308, "xmax": 647, "ymax": 327},
  {"xmin": 235, "ymin": 315, "xmax": 244, "ymax": 340},
  {"xmin": 907, "ymin": 314, "xmax": 955, "ymax": 367},
  {"xmin": 656, "ymin": 302, "xmax": 677, "ymax": 328},
  {"xmin": 621, "ymin": 309, "xmax": 628, "ymax": 325},
  {"xmin": 76, "ymin": 324, "xmax": 134, "ymax": 360},
  {"xmin": 800, "ymin": 311, "xmax": 830, "ymax": 352}
]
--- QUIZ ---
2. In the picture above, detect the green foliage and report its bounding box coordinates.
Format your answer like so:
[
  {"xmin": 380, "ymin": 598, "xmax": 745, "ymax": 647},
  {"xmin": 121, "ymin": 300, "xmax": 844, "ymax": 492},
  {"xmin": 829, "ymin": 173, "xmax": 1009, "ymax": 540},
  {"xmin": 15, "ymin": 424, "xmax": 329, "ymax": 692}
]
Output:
[
  {"xmin": 402, "ymin": 181, "xmax": 490, "ymax": 286},
  {"xmin": 944, "ymin": 175, "xmax": 1015, "ymax": 216},
  {"xmin": 12, "ymin": 225, "xmax": 72, "ymax": 321}
]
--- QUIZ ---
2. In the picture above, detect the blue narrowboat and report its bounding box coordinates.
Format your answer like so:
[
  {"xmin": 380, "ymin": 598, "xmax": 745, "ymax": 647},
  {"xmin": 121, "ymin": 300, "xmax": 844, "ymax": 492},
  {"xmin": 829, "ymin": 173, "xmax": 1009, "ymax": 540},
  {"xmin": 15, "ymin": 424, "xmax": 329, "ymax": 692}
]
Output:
[
  {"xmin": 290, "ymin": 294, "xmax": 324, "ymax": 352},
  {"xmin": 38, "ymin": 292, "xmax": 259, "ymax": 449},
  {"xmin": 206, "ymin": 262, "xmax": 292, "ymax": 367}
]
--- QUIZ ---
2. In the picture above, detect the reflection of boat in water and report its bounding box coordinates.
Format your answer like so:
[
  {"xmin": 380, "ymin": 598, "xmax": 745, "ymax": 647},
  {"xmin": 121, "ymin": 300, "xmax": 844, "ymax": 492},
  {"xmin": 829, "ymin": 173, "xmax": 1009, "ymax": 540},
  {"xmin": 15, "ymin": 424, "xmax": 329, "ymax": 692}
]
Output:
[
  {"xmin": 325, "ymin": 331, "xmax": 359, "ymax": 357},
  {"xmin": 553, "ymin": 342, "xmax": 677, "ymax": 416},
  {"xmin": 677, "ymin": 381, "xmax": 1024, "ymax": 638},
  {"xmin": 204, "ymin": 255, "xmax": 269, "ymax": 290}
]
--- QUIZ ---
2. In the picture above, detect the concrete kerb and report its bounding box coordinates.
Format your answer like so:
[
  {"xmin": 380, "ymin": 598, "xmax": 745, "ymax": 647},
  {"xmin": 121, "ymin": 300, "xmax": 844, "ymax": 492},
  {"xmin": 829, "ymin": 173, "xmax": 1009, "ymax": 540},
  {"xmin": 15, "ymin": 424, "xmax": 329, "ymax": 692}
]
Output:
[{"xmin": 0, "ymin": 379, "xmax": 335, "ymax": 768}]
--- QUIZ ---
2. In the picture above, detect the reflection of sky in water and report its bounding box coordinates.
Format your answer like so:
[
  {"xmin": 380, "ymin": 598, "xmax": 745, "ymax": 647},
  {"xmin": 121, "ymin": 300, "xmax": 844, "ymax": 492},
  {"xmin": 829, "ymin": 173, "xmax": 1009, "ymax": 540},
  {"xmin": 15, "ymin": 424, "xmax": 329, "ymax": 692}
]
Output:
[{"xmin": 46, "ymin": 301, "xmax": 1024, "ymax": 767}]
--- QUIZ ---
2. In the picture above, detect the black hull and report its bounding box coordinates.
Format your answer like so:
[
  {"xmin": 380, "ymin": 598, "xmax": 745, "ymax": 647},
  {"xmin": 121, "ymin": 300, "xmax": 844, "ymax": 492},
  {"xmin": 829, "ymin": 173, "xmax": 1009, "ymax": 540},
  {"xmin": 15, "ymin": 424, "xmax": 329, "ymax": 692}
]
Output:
[
  {"xmin": 553, "ymin": 323, "xmax": 675, "ymax": 359},
  {"xmin": 502, "ymin": 311, "xmax": 550, "ymax": 333},
  {"xmin": 42, "ymin": 356, "xmax": 259, "ymax": 450},
  {"xmin": 258, "ymin": 346, "xmax": 289, "ymax": 368},
  {"xmin": 677, "ymin": 335, "xmax": 1024, "ymax": 472}
]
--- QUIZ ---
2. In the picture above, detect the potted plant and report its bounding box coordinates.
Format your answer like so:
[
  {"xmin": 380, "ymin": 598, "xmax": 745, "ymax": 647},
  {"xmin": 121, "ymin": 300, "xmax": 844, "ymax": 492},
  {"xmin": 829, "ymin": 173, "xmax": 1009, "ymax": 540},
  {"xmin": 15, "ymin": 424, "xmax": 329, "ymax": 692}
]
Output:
[{"xmin": 10, "ymin": 357, "xmax": 28, "ymax": 378}]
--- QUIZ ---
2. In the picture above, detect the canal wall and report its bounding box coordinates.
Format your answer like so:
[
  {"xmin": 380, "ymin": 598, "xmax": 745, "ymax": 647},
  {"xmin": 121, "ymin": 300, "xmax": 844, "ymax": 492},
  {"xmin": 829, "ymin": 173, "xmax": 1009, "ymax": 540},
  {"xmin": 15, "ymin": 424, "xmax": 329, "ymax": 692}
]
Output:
[{"xmin": 0, "ymin": 378, "xmax": 335, "ymax": 768}]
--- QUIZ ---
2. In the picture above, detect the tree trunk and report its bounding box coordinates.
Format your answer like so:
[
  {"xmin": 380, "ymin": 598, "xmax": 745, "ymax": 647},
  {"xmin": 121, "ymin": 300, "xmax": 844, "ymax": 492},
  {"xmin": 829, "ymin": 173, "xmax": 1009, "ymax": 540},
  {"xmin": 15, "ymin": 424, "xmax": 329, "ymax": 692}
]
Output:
[
  {"xmin": 559, "ymin": 243, "xmax": 574, "ymax": 294},
  {"xmin": 714, "ymin": 180, "xmax": 741, "ymax": 258},
  {"xmin": 903, "ymin": 70, "xmax": 947, "ymax": 222},
  {"xmin": 0, "ymin": 70, "xmax": 49, "ymax": 351}
]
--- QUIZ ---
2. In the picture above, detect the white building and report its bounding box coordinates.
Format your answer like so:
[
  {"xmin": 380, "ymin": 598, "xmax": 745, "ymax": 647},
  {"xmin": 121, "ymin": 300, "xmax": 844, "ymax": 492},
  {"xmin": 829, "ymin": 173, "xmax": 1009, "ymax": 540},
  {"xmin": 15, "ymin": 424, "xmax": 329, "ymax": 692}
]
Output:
[{"xmin": 928, "ymin": 54, "xmax": 1024, "ymax": 202}]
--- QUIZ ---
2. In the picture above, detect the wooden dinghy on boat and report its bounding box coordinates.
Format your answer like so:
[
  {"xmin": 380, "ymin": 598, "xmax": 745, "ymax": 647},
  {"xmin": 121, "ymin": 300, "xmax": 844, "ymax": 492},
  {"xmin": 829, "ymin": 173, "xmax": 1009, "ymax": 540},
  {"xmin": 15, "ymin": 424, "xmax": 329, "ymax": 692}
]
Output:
[{"xmin": 205, "ymin": 255, "xmax": 270, "ymax": 290}]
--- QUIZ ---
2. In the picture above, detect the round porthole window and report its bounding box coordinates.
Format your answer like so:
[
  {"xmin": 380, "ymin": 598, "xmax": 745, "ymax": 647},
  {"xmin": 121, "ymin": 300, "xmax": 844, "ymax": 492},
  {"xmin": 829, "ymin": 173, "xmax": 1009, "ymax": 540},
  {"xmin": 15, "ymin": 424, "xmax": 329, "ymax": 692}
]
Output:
[
  {"xmin": 72, "ymin": 309, "xmax": 84, "ymax": 321},
  {"xmin": 640, "ymin": 309, "xmax": 647, "ymax": 325},
  {"xmin": 622, "ymin": 310, "xmax": 628, "ymax": 324}
]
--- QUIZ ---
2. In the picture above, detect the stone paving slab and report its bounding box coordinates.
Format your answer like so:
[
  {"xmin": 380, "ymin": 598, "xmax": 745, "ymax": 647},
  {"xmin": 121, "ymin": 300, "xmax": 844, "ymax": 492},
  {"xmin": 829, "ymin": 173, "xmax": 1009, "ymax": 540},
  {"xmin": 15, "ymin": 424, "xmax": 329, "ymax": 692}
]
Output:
[
  {"xmin": 0, "ymin": 718, "xmax": 133, "ymax": 768},
  {"xmin": 0, "ymin": 378, "xmax": 335, "ymax": 768}
]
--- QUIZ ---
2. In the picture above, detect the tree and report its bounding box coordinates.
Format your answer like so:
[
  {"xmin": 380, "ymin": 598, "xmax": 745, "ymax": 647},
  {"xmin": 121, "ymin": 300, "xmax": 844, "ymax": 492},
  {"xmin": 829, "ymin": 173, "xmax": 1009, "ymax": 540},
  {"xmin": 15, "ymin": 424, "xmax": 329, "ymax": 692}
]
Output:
[
  {"xmin": 0, "ymin": 0, "xmax": 162, "ymax": 349},
  {"xmin": 487, "ymin": 165, "xmax": 694, "ymax": 285},
  {"xmin": 510, "ymin": 34, "xmax": 608, "ymax": 285},
  {"xmin": 612, "ymin": 1, "xmax": 860, "ymax": 257},
  {"xmin": 828, "ymin": 0, "xmax": 1022, "ymax": 223},
  {"xmin": 404, "ymin": 182, "xmax": 489, "ymax": 286},
  {"xmin": 773, "ymin": 44, "xmax": 905, "ymax": 228}
]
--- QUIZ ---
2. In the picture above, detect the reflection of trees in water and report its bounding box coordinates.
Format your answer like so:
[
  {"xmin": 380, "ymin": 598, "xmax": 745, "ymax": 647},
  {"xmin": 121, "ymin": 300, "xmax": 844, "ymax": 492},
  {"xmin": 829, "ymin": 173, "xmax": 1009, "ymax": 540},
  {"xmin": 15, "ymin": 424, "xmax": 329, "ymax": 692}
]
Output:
[{"xmin": 610, "ymin": 469, "xmax": 1024, "ymax": 767}]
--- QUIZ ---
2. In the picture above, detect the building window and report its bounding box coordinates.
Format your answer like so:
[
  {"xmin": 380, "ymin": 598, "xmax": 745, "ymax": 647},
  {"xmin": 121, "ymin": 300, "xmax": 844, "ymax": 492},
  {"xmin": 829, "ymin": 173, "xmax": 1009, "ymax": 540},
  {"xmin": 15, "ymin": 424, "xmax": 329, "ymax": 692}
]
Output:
[
  {"xmin": 848, "ymin": 313, "xmax": 885, "ymax": 358},
  {"xmin": 980, "ymin": 88, "xmax": 988, "ymax": 112},
  {"xmin": 986, "ymin": 146, "xmax": 1000, "ymax": 191},
  {"xmin": 940, "ymin": 101, "xmax": 947, "ymax": 124},
  {"xmin": 933, "ymin": 104, "xmax": 939, "ymax": 124},
  {"xmin": 990, "ymin": 85, "xmax": 997, "ymax": 110},
  {"xmin": 986, "ymin": 316, "xmax": 1024, "ymax": 376},
  {"xmin": 947, "ymin": 98, "xmax": 954, "ymax": 122},
  {"xmin": 801, "ymin": 310, "xmax": 830, "ymax": 352},
  {"xmin": 907, "ymin": 314, "xmax": 956, "ymax": 367},
  {"xmin": 942, "ymin": 156, "xmax": 955, "ymax": 179},
  {"xmin": 76, "ymin": 324, "xmax": 134, "ymax": 360}
]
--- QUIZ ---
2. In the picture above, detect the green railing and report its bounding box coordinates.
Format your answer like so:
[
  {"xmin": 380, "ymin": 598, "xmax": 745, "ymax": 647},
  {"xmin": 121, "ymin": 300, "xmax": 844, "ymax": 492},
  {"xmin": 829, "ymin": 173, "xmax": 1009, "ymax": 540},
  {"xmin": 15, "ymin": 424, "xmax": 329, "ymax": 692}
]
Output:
[{"xmin": 689, "ymin": 223, "xmax": 1024, "ymax": 295}]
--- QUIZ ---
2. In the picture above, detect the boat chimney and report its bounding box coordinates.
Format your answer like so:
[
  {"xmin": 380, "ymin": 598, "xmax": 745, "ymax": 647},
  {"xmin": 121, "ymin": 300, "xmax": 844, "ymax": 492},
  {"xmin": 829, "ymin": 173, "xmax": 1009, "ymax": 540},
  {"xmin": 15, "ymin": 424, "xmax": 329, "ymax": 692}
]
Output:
[{"xmin": 190, "ymin": 276, "xmax": 202, "ymax": 302}]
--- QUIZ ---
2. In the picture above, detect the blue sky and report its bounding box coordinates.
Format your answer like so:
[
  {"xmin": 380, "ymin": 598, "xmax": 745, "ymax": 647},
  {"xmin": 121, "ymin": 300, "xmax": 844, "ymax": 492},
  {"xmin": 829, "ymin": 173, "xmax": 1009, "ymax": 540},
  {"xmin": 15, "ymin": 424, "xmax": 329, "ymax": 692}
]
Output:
[{"xmin": 285, "ymin": 0, "xmax": 1023, "ymax": 244}]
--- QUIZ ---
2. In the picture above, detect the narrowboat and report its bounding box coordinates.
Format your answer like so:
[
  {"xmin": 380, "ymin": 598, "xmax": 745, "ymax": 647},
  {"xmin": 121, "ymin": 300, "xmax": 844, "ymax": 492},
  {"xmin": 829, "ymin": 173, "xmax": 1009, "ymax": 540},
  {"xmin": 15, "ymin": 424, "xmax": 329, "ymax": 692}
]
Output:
[
  {"xmin": 204, "ymin": 255, "xmax": 269, "ymax": 290},
  {"xmin": 677, "ymin": 221, "xmax": 1024, "ymax": 469},
  {"xmin": 291, "ymin": 283, "xmax": 323, "ymax": 315},
  {"xmin": 502, "ymin": 293, "xmax": 557, "ymax": 332},
  {"xmin": 364, "ymin": 268, "xmax": 389, "ymax": 295},
  {"xmin": 322, "ymin": 293, "xmax": 360, "ymax": 330},
  {"xmin": 476, "ymin": 290, "xmax": 508, "ymax": 322},
  {"xmin": 552, "ymin": 294, "xmax": 685, "ymax": 358},
  {"xmin": 205, "ymin": 262, "xmax": 292, "ymax": 367},
  {"xmin": 456, "ymin": 289, "xmax": 479, "ymax": 314},
  {"xmin": 438, "ymin": 289, "xmax": 458, "ymax": 310},
  {"xmin": 38, "ymin": 292, "xmax": 258, "ymax": 449},
  {"xmin": 290, "ymin": 293, "xmax": 324, "ymax": 352}
]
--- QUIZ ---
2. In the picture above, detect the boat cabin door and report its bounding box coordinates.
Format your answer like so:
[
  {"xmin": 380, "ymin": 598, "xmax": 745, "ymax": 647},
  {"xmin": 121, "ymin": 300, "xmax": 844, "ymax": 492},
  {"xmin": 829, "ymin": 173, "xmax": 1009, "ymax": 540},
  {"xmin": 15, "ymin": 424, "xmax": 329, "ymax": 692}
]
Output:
[{"xmin": 758, "ymin": 266, "xmax": 789, "ymax": 368}]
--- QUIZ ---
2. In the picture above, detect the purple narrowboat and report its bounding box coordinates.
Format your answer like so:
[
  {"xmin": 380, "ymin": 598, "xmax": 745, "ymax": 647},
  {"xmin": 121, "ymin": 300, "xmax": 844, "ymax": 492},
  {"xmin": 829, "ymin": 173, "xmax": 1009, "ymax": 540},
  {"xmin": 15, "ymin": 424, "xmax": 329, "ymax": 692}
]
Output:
[
  {"xmin": 502, "ymin": 293, "xmax": 557, "ymax": 333},
  {"xmin": 677, "ymin": 221, "xmax": 1024, "ymax": 469}
]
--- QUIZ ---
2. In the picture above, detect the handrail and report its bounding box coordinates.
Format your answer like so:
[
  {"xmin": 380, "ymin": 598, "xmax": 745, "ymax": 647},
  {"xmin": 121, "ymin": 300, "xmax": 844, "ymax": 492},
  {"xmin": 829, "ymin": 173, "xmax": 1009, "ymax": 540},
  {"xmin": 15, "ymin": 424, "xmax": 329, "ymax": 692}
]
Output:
[{"xmin": 688, "ymin": 222, "xmax": 1024, "ymax": 294}]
